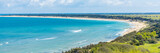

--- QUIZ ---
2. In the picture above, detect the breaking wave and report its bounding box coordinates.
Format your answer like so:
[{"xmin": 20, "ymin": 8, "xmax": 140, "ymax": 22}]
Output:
[
  {"xmin": 74, "ymin": 40, "xmax": 88, "ymax": 46},
  {"xmin": 71, "ymin": 29, "xmax": 82, "ymax": 33},
  {"xmin": 116, "ymin": 29, "xmax": 128, "ymax": 36},
  {"xmin": 0, "ymin": 43, "xmax": 3, "ymax": 46},
  {"xmin": 36, "ymin": 37, "xmax": 57, "ymax": 40}
]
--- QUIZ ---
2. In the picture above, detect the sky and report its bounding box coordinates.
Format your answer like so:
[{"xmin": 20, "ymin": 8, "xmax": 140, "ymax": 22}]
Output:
[{"xmin": 0, "ymin": 0, "xmax": 160, "ymax": 13}]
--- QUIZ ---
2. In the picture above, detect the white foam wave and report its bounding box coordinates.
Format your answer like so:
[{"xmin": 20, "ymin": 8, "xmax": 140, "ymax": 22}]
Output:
[
  {"xmin": 35, "ymin": 38, "xmax": 39, "ymax": 40},
  {"xmin": 0, "ymin": 43, "xmax": 3, "ymax": 46},
  {"xmin": 75, "ymin": 40, "xmax": 87, "ymax": 45},
  {"xmin": 116, "ymin": 29, "xmax": 128, "ymax": 36},
  {"xmin": 36, "ymin": 37, "xmax": 56, "ymax": 40},
  {"xmin": 0, "ymin": 42, "xmax": 9, "ymax": 46},
  {"xmin": 5, "ymin": 42, "xmax": 9, "ymax": 44},
  {"xmin": 71, "ymin": 29, "xmax": 82, "ymax": 33}
]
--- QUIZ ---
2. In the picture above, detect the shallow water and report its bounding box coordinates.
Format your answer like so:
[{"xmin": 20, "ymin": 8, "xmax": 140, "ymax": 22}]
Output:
[{"xmin": 0, "ymin": 17, "xmax": 130, "ymax": 53}]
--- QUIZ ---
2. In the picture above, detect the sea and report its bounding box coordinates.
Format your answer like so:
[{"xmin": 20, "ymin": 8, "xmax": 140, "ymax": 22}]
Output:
[{"xmin": 0, "ymin": 17, "xmax": 130, "ymax": 53}]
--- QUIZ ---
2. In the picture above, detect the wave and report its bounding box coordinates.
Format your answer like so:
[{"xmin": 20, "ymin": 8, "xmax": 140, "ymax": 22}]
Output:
[
  {"xmin": 0, "ymin": 43, "xmax": 3, "ymax": 46},
  {"xmin": 0, "ymin": 42, "xmax": 9, "ymax": 46},
  {"xmin": 75, "ymin": 40, "xmax": 87, "ymax": 45},
  {"xmin": 5, "ymin": 42, "xmax": 9, "ymax": 44},
  {"xmin": 36, "ymin": 37, "xmax": 57, "ymax": 41},
  {"xmin": 116, "ymin": 29, "xmax": 128, "ymax": 36},
  {"xmin": 71, "ymin": 29, "xmax": 82, "ymax": 33}
]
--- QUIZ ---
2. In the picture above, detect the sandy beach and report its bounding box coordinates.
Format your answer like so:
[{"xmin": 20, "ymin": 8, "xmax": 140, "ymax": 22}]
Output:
[{"xmin": 0, "ymin": 16, "xmax": 147, "ymax": 41}]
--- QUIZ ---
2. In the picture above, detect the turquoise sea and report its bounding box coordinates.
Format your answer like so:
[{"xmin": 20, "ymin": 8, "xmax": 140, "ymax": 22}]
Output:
[{"xmin": 0, "ymin": 17, "xmax": 130, "ymax": 53}]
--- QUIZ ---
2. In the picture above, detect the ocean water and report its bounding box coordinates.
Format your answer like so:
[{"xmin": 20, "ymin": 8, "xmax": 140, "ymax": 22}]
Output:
[{"xmin": 0, "ymin": 17, "xmax": 130, "ymax": 53}]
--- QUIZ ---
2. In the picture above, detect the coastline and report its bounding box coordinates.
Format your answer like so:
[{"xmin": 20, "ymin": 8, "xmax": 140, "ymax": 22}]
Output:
[{"xmin": 0, "ymin": 16, "xmax": 147, "ymax": 42}]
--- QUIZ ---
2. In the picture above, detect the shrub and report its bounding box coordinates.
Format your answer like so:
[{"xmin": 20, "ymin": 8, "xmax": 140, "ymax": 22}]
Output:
[{"xmin": 148, "ymin": 39, "xmax": 157, "ymax": 44}]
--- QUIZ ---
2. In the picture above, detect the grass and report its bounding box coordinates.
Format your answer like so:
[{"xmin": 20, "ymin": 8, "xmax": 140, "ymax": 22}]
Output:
[{"xmin": 137, "ymin": 41, "xmax": 160, "ymax": 53}]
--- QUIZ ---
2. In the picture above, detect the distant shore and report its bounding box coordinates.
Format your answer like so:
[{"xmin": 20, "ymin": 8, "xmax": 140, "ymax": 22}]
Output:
[{"xmin": 0, "ymin": 16, "xmax": 147, "ymax": 42}]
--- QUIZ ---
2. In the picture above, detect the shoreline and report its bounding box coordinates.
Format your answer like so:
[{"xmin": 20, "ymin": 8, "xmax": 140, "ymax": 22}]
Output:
[{"xmin": 0, "ymin": 16, "xmax": 147, "ymax": 42}]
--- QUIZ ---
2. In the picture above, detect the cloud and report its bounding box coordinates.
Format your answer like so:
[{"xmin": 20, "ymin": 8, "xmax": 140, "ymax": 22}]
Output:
[
  {"xmin": 102, "ymin": 0, "xmax": 124, "ymax": 6},
  {"xmin": 59, "ymin": 0, "xmax": 74, "ymax": 5},
  {"xmin": 127, "ymin": 1, "xmax": 132, "ymax": 6},
  {"xmin": 146, "ymin": 2, "xmax": 160, "ymax": 7},
  {"xmin": 86, "ymin": 0, "xmax": 132, "ymax": 6},
  {"xmin": 7, "ymin": 4, "xmax": 11, "ymax": 7},
  {"xmin": 39, "ymin": 0, "xmax": 57, "ymax": 7},
  {"xmin": 29, "ymin": 0, "xmax": 57, "ymax": 7},
  {"xmin": 0, "ymin": 0, "xmax": 131, "ymax": 8},
  {"xmin": 30, "ymin": 0, "xmax": 39, "ymax": 2},
  {"xmin": 28, "ymin": 0, "xmax": 75, "ymax": 7}
]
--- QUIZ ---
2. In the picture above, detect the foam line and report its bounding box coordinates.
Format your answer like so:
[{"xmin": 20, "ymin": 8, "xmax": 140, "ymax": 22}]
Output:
[
  {"xmin": 36, "ymin": 37, "xmax": 56, "ymax": 40},
  {"xmin": 71, "ymin": 29, "xmax": 82, "ymax": 33}
]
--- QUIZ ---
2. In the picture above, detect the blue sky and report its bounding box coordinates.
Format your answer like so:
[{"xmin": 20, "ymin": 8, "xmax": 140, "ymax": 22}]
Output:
[{"xmin": 0, "ymin": 0, "xmax": 160, "ymax": 13}]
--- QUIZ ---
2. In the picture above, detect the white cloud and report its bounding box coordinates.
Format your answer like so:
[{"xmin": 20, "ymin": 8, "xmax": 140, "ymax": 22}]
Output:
[
  {"xmin": 127, "ymin": 1, "xmax": 132, "ymax": 6},
  {"xmin": 39, "ymin": 0, "xmax": 56, "ymax": 7},
  {"xmin": 28, "ymin": 0, "xmax": 74, "ymax": 7},
  {"xmin": 7, "ymin": 4, "xmax": 11, "ymax": 7},
  {"xmin": 87, "ymin": 0, "xmax": 132, "ymax": 6},
  {"xmin": 60, "ymin": 0, "xmax": 74, "ymax": 5},
  {"xmin": 146, "ymin": 2, "xmax": 160, "ymax": 7},
  {"xmin": 102, "ymin": 0, "xmax": 124, "ymax": 6},
  {"xmin": 60, "ymin": 0, "xmax": 65, "ymax": 4},
  {"xmin": 31, "ymin": 0, "xmax": 39, "ymax": 2},
  {"xmin": 29, "ymin": 0, "xmax": 57, "ymax": 7},
  {"xmin": 68, "ymin": 0, "xmax": 74, "ymax": 3}
]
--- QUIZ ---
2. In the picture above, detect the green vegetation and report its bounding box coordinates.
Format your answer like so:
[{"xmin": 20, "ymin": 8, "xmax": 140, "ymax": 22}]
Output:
[
  {"xmin": 108, "ymin": 14, "xmax": 160, "ymax": 20},
  {"xmin": 130, "ymin": 31, "xmax": 158, "ymax": 46},
  {"xmin": 113, "ymin": 31, "xmax": 158, "ymax": 45},
  {"xmin": 65, "ymin": 43, "xmax": 150, "ymax": 53},
  {"xmin": 137, "ymin": 41, "xmax": 160, "ymax": 53}
]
